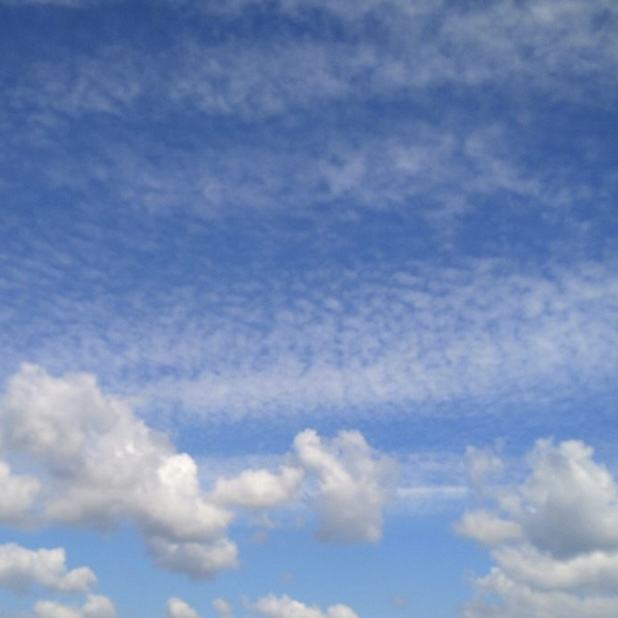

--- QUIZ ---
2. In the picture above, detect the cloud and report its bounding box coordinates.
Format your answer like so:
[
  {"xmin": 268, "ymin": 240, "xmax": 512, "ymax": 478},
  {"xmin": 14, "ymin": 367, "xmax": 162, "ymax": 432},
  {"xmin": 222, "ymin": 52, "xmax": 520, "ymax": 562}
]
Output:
[
  {"xmin": 0, "ymin": 364, "xmax": 237, "ymax": 578},
  {"xmin": 455, "ymin": 510, "xmax": 521, "ymax": 547},
  {"xmin": 294, "ymin": 429, "xmax": 395, "ymax": 543},
  {"xmin": 9, "ymin": 258, "xmax": 614, "ymax": 431},
  {"xmin": 516, "ymin": 440, "xmax": 618, "ymax": 559},
  {"xmin": 2, "ymin": 0, "xmax": 617, "ymax": 428},
  {"xmin": 146, "ymin": 537, "xmax": 238, "ymax": 580},
  {"xmin": 208, "ymin": 428, "xmax": 395, "ymax": 539},
  {"xmin": 3, "ymin": 0, "xmax": 616, "ymax": 225},
  {"xmin": 0, "ymin": 544, "xmax": 95, "ymax": 594},
  {"xmin": 253, "ymin": 594, "xmax": 358, "ymax": 618},
  {"xmin": 212, "ymin": 466, "xmax": 304, "ymax": 509},
  {"xmin": 0, "ymin": 364, "xmax": 397, "ymax": 584},
  {"xmin": 457, "ymin": 439, "xmax": 618, "ymax": 617},
  {"xmin": 212, "ymin": 598, "xmax": 233, "ymax": 618},
  {"xmin": 0, "ymin": 462, "xmax": 41, "ymax": 525},
  {"xmin": 165, "ymin": 597, "xmax": 200, "ymax": 618},
  {"xmin": 33, "ymin": 595, "xmax": 116, "ymax": 618}
]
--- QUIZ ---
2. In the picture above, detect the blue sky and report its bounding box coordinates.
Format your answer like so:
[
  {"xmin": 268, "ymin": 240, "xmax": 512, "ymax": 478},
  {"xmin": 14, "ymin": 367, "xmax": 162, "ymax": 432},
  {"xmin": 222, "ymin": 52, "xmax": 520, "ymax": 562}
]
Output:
[{"xmin": 0, "ymin": 0, "xmax": 617, "ymax": 617}]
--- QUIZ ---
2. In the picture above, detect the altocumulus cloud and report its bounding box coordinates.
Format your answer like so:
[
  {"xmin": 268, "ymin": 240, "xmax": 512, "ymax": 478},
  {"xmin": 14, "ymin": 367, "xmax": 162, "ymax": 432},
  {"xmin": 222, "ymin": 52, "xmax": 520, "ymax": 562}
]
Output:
[
  {"xmin": 212, "ymin": 466, "xmax": 305, "ymax": 510},
  {"xmin": 457, "ymin": 439, "xmax": 618, "ymax": 617},
  {"xmin": 0, "ymin": 541, "xmax": 115, "ymax": 618}
]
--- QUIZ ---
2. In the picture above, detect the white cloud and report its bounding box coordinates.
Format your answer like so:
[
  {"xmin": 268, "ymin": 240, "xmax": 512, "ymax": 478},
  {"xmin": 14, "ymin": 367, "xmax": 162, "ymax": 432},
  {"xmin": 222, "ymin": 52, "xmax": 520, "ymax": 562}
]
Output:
[
  {"xmin": 465, "ymin": 573, "xmax": 618, "ymax": 618},
  {"xmin": 0, "ymin": 462, "xmax": 40, "ymax": 525},
  {"xmin": 33, "ymin": 595, "xmax": 116, "ymax": 618},
  {"xmin": 4, "ymin": 0, "xmax": 616, "ymax": 227},
  {"xmin": 212, "ymin": 466, "xmax": 304, "ymax": 509},
  {"xmin": 0, "ymin": 364, "xmax": 237, "ymax": 579},
  {"xmin": 457, "ymin": 439, "xmax": 618, "ymax": 617},
  {"xmin": 9, "ymin": 0, "xmax": 616, "ymax": 122},
  {"xmin": 455, "ymin": 510, "xmax": 521, "ymax": 547},
  {"xmin": 0, "ymin": 544, "xmax": 95, "ymax": 594},
  {"xmin": 294, "ymin": 429, "xmax": 395, "ymax": 543},
  {"xmin": 517, "ymin": 440, "xmax": 618, "ymax": 559},
  {"xmin": 165, "ymin": 597, "xmax": 200, "ymax": 618},
  {"xmin": 146, "ymin": 537, "xmax": 238, "ymax": 579},
  {"xmin": 0, "ymin": 363, "xmax": 399, "ymax": 583},
  {"xmin": 253, "ymin": 594, "xmax": 358, "ymax": 618}
]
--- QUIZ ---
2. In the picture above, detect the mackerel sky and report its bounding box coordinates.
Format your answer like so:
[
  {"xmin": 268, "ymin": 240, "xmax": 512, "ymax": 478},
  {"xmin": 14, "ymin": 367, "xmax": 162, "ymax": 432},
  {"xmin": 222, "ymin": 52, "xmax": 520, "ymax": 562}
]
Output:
[{"xmin": 0, "ymin": 1, "xmax": 617, "ymax": 617}]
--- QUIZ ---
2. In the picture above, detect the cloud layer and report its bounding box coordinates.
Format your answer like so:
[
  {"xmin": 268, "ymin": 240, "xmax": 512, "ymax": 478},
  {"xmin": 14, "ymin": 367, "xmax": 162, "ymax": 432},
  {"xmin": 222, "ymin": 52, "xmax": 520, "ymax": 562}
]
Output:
[{"xmin": 0, "ymin": 544, "xmax": 95, "ymax": 594}]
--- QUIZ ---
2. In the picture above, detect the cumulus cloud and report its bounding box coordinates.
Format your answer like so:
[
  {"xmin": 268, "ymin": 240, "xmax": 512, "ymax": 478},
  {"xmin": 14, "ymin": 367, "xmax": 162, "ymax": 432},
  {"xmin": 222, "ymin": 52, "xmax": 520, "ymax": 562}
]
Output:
[
  {"xmin": 516, "ymin": 440, "xmax": 618, "ymax": 559},
  {"xmin": 0, "ymin": 364, "xmax": 237, "ymax": 578},
  {"xmin": 455, "ymin": 510, "xmax": 521, "ymax": 547},
  {"xmin": 33, "ymin": 595, "xmax": 116, "ymax": 618},
  {"xmin": 253, "ymin": 594, "xmax": 358, "ymax": 618},
  {"xmin": 0, "ymin": 462, "xmax": 40, "ymax": 525},
  {"xmin": 0, "ymin": 365, "xmax": 395, "ymax": 583},
  {"xmin": 165, "ymin": 597, "xmax": 200, "ymax": 618},
  {"xmin": 294, "ymin": 429, "xmax": 395, "ymax": 543},
  {"xmin": 146, "ymin": 537, "xmax": 238, "ymax": 579},
  {"xmin": 457, "ymin": 439, "xmax": 618, "ymax": 617},
  {"xmin": 212, "ymin": 466, "xmax": 304, "ymax": 509},
  {"xmin": 0, "ymin": 544, "xmax": 95, "ymax": 594}
]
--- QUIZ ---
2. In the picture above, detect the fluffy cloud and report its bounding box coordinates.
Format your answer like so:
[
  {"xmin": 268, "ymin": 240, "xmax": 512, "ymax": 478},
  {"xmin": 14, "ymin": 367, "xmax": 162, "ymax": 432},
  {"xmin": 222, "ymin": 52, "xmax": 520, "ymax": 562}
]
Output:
[
  {"xmin": 0, "ymin": 364, "xmax": 237, "ymax": 578},
  {"xmin": 294, "ymin": 429, "xmax": 395, "ymax": 543},
  {"xmin": 516, "ymin": 440, "xmax": 618, "ymax": 559},
  {"xmin": 253, "ymin": 594, "xmax": 358, "ymax": 618},
  {"xmin": 33, "ymin": 595, "xmax": 116, "ymax": 618},
  {"xmin": 457, "ymin": 439, "xmax": 618, "ymax": 617},
  {"xmin": 212, "ymin": 466, "xmax": 304, "ymax": 509},
  {"xmin": 0, "ymin": 362, "xmax": 403, "ymax": 597},
  {"xmin": 165, "ymin": 597, "xmax": 200, "ymax": 618},
  {"xmin": 0, "ymin": 461, "xmax": 40, "ymax": 525},
  {"xmin": 0, "ymin": 365, "xmax": 393, "ymax": 583},
  {"xmin": 146, "ymin": 537, "xmax": 238, "ymax": 579},
  {"xmin": 0, "ymin": 544, "xmax": 95, "ymax": 594}
]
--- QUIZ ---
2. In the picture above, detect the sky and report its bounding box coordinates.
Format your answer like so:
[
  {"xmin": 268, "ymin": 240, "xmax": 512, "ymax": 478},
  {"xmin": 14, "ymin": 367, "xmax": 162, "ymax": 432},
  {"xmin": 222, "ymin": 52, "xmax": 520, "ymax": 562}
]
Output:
[{"xmin": 0, "ymin": 0, "xmax": 617, "ymax": 616}]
